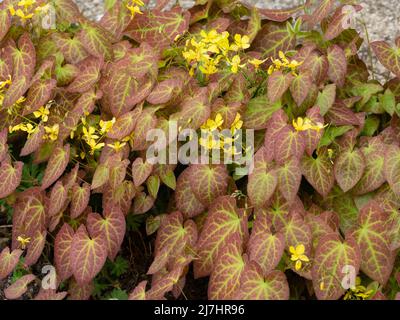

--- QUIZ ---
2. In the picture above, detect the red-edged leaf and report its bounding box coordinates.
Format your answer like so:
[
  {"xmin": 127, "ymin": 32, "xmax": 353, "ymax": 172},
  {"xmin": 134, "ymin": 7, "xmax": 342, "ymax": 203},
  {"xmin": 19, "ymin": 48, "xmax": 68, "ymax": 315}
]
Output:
[
  {"xmin": 175, "ymin": 167, "xmax": 206, "ymax": 219},
  {"xmin": 290, "ymin": 72, "xmax": 312, "ymax": 106},
  {"xmin": 351, "ymin": 201, "xmax": 394, "ymax": 285},
  {"xmin": 9, "ymin": 33, "xmax": 36, "ymax": 81},
  {"xmin": 34, "ymin": 288, "xmax": 68, "ymax": 300},
  {"xmin": 0, "ymin": 9, "xmax": 11, "ymax": 42},
  {"xmin": 87, "ymin": 207, "xmax": 126, "ymax": 261},
  {"xmin": 268, "ymin": 71, "xmax": 294, "ymax": 103},
  {"xmin": 52, "ymin": 33, "xmax": 89, "ymax": 64},
  {"xmin": 327, "ymin": 45, "xmax": 347, "ymax": 87},
  {"xmin": 236, "ymin": 262, "xmax": 289, "ymax": 300},
  {"xmin": 258, "ymin": 5, "xmax": 303, "ymax": 22},
  {"xmin": 131, "ymin": 157, "xmax": 153, "ymax": 187},
  {"xmin": 132, "ymin": 107, "xmax": 158, "ymax": 151},
  {"xmin": 146, "ymin": 266, "xmax": 183, "ymax": 300},
  {"xmin": 0, "ymin": 161, "xmax": 23, "ymax": 199},
  {"xmin": 274, "ymin": 126, "xmax": 306, "ymax": 164},
  {"xmin": 252, "ymin": 22, "xmax": 296, "ymax": 59},
  {"xmin": 312, "ymin": 233, "xmax": 361, "ymax": 300},
  {"xmin": 208, "ymin": 235, "xmax": 245, "ymax": 300},
  {"xmin": 92, "ymin": 162, "xmax": 111, "ymax": 190},
  {"xmin": 70, "ymin": 183, "xmax": 91, "ymax": 219},
  {"xmin": 0, "ymin": 128, "xmax": 8, "ymax": 162},
  {"xmin": 194, "ymin": 196, "xmax": 247, "ymax": 278},
  {"xmin": 70, "ymin": 225, "xmax": 107, "ymax": 285},
  {"xmin": 68, "ymin": 279, "xmax": 94, "ymax": 300},
  {"xmin": 247, "ymin": 214, "xmax": 285, "ymax": 275},
  {"xmin": 148, "ymin": 212, "xmax": 188, "ymax": 275},
  {"xmin": 4, "ymin": 274, "xmax": 36, "ymax": 300},
  {"xmin": 66, "ymin": 57, "xmax": 103, "ymax": 93},
  {"xmin": 248, "ymin": 147, "xmax": 278, "ymax": 208},
  {"xmin": 25, "ymin": 230, "xmax": 46, "ymax": 266},
  {"xmin": 277, "ymin": 157, "xmax": 302, "ymax": 203},
  {"xmin": 128, "ymin": 281, "xmax": 147, "ymax": 300},
  {"xmin": 109, "ymin": 159, "xmax": 129, "ymax": 190},
  {"xmin": 353, "ymin": 138, "xmax": 386, "ymax": 195},
  {"xmin": 77, "ymin": 22, "xmax": 113, "ymax": 61},
  {"xmin": 41, "ymin": 144, "xmax": 70, "ymax": 190},
  {"xmin": 334, "ymin": 147, "xmax": 365, "ymax": 192},
  {"xmin": 48, "ymin": 181, "xmax": 68, "ymax": 217},
  {"xmin": 1, "ymin": 76, "xmax": 28, "ymax": 109},
  {"xmin": 0, "ymin": 247, "xmax": 23, "ymax": 280},
  {"xmin": 171, "ymin": 91, "xmax": 210, "ymax": 131},
  {"xmin": 20, "ymin": 125, "xmax": 45, "ymax": 157},
  {"xmin": 23, "ymin": 79, "xmax": 57, "ymax": 115},
  {"xmin": 326, "ymin": 103, "xmax": 361, "ymax": 126},
  {"xmin": 187, "ymin": 164, "xmax": 229, "ymax": 206},
  {"xmin": 371, "ymin": 41, "xmax": 400, "ymax": 78},
  {"xmin": 384, "ymin": 144, "xmax": 400, "ymax": 196},
  {"xmin": 282, "ymin": 212, "xmax": 312, "ymax": 255},
  {"xmin": 124, "ymin": 8, "xmax": 190, "ymax": 50},
  {"xmin": 147, "ymin": 79, "xmax": 183, "ymax": 105},
  {"xmin": 306, "ymin": 0, "xmax": 335, "ymax": 27},
  {"xmin": 133, "ymin": 191, "xmax": 155, "ymax": 215},
  {"xmin": 107, "ymin": 108, "xmax": 141, "ymax": 140},
  {"xmin": 55, "ymin": 223, "xmax": 75, "ymax": 281},
  {"xmin": 316, "ymin": 83, "xmax": 336, "ymax": 116},
  {"xmin": 301, "ymin": 151, "xmax": 334, "ymax": 197},
  {"xmin": 299, "ymin": 52, "xmax": 328, "ymax": 84}
]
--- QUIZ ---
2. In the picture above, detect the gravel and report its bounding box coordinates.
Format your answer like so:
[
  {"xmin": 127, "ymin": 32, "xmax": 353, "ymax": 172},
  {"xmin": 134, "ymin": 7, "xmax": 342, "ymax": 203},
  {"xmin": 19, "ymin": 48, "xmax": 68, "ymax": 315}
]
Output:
[{"xmin": 72, "ymin": 0, "xmax": 400, "ymax": 81}]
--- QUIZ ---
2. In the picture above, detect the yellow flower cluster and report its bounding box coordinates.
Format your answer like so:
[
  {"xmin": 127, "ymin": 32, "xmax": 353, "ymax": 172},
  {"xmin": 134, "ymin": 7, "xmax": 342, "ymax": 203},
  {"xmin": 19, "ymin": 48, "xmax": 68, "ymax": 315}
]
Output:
[
  {"xmin": 9, "ymin": 0, "xmax": 47, "ymax": 23},
  {"xmin": 77, "ymin": 117, "xmax": 131, "ymax": 156},
  {"xmin": 343, "ymin": 277, "xmax": 374, "ymax": 300},
  {"xmin": 182, "ymin": 30, "xmax": 250, "ymax": 77},
  {"xmin": 292, "ymin": 117, "xmax": 327, "ymax": 132},
  {"xmin": 289, "ymin": 244, "xmax": 310, "ymax": 271},
  {"xmin": 9, "ymin": 99, "xmax": 59, "ymax": 141},
  {"xmin": 125, "ymin": 0, "xmax": 144, "ymax": 18},
  {"xmin": 268, "ymin": 51, "xmax": 303, "ymax": 76},
  {"xmin": 199, "ymin": 113, "xmax": 244, "ymax": 156}
]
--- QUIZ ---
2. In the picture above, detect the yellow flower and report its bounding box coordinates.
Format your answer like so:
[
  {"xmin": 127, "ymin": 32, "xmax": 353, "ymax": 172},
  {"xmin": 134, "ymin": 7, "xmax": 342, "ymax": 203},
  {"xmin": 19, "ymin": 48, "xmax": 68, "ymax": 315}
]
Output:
[
  {"xmin": 201, "ymin": 113, "xmax": 224, "ymax": 131},
  {"xmin": 343, "ymin": 277, "xmax": 374, "ymax": 300},
  {"xmin": 229, "ymin": 55, "xmax": 245, "ymax": 74},
  {"xmin": 199, "ymin": 60, "xmax": 218, "ymax": 75},
  {"xmin": 289, "ymin": 244, "xmax": 309, "ymax": 271},
  {"xmin": 87, "ymin": 139, "xmax": 105, "ymax": 155},
  {"xmin": 126, "ymin": 2, "xmax": 143, "ymax": 18},
  {"xmin": 0, "ymin": 75, "xmax": 12, "ymax": 91},
  {"xmin": 15, "ymin": 9, "xmax": 34, "ymax": 21},
  {"xmin": 83, "ymin": 126, "xmax": 99, "ymax": 141},
  {"xmin": 199, "ymin": 133, "xmax": 220, "ymax": 150},
  {"xmin": 231, "ymin": 113, "xmax": 243, "ymax": 132},
  {"xmin": 33, "ymin": 106, "xmax": 50, "ymax": 122},
  {"xmin": 248, "ymin": 58, "xmax": 268, "ymax": 70},
  {"xmin": 9, "ymin": 6, "xmax": 16, "ymax": 16},
  {"xmin": 16, "ymin": 96, "xmax": 26, "ymax": 105},
  {"xmin": 231, "ymin": 34, "xmax": 250, "ymax": 51},
  {"xmin": 44, "ymin": 124, "xmax": 59, "ymax": 141},
  {"xmin": 108, "ymin": 141, "xmax": 127, "ymax": 152},
  {"xmin": 99, "ymin": 118, "xmax": 116, "ymax": 134},
  {"xmin": 293, "ymin": 117, "xmax": 327, "ymax": 132},
  {"xmin": 18, "ymin": 0, "xmax": 36, "ymax": 10},
  {"xmin": 200, "ymin": 29, "xmax": 220, "ymax": 44},
  {"xmin": 293, "ymin": 117, "xmax": 313, "ymax": 131},
  {"xmin": 17, "ymin": 236, "xmax": 31, "ymax": 250},
  {"xmin": 278, "ymin": 50, "xmax": 290, "ymax": 64}
]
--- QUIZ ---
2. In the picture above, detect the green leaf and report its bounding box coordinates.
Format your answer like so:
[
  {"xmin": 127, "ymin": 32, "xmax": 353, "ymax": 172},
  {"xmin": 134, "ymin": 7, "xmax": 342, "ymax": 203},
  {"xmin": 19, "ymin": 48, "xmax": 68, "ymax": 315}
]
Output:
[
  {"xmin": 243, "ymin": 96, "xmax": 281, "ymax": 130},
  {"xmin": 312, "ymin": 233, "xmax": 360, "ymax": 300}
]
